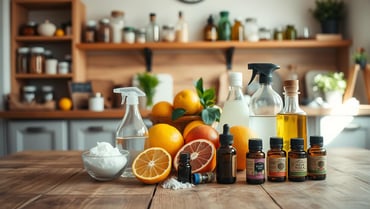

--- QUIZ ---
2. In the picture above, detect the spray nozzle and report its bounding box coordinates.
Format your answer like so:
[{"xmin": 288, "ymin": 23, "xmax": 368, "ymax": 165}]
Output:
[
  {"xmin": 113, "ymin": 87, "xmax": 146, "ymax": 105},
  {"xmin": 247, "ymin": 63, "xmax": 280, "ymax": 85}
]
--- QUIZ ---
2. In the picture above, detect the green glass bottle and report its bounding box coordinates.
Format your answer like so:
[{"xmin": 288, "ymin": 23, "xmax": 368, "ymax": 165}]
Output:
[{"xmin": 218, "ymin": 11, "xmax": 232, "ymax": 41}]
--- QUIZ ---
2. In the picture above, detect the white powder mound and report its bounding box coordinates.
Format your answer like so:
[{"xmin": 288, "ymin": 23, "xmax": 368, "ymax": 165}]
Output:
[
  {"xmin": 161, "ymin": 177, "xmax": 194, "ymax": 190},
  {"xmin": 85, "ymin": 142, "xmax": 128, "ymax": 177}
]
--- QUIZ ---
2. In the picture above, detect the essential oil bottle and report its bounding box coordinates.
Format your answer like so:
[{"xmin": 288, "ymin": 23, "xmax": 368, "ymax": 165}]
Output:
[
  {"xmin": 308, "ymin": 136, "xmax": 327, "ymax": 180},
  {"xmin": 177, "ymin": 152, "xmax": 192, "ymax": 183},
  {"xmin": 216, "ymin": 124, "xmax": 237, "ymax": 184},
  {"xmin": 246, "ymin": 138, "xmax": 265, "ymax": 184},
  {"xmin": 267, "ymin": 137, "xmax": 286, "ymax": 182},
  {"xmin": 288, "ymin": 138, "xmax": 307, "ymax": 182},
  {"xmin": 192, "ymin": 172, "xmax": 215, "ymax": 185}
]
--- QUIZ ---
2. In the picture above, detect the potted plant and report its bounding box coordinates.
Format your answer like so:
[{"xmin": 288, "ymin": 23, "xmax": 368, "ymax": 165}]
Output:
[
  {"xmin": 353, "ymin": 47, "xmax": 368, "ymax": 70},
  {"xmin": 311, "ymin": 0, "xmax": 345, "ymax": 34},
  {"xmin": 313, "ymin": 72, "xmax": 347, "ymax": 105},
  {"xmin": 136, "ymin": 72, "xmax": 159, "ymax": 109}
]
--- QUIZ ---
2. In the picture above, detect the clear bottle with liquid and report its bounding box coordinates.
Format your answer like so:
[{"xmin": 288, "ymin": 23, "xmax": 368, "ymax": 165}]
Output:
[
  {"xmin": 217, "ymin": 72, "xmax": 249, "ymax": 132},
  {"xmin": 146, "ymin": 13, "xmax": 160, "ymax": 42},
  {"xmin": 114, "ymin": 87, "xmax": 149, "ymax": 177},
  {"xmin": 277, "ymin": 80, "xmax": 307, "ymax": 153},
  {"xmin": 175, "ymin": 11, "xmax": 188, "ymax": 42},
  {"xmin": 247, "ymin": 63, "xmax": 283, "ymax": 154}
]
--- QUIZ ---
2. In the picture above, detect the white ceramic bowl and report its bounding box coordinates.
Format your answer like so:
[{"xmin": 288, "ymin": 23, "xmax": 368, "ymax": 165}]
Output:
[
  {"xmin": 81, "ymin": 149, "xmax": 129, "ymax": 181},
  {"xmin": 37, "ymin": 20, "xmax": 56, "ymax": 36}
]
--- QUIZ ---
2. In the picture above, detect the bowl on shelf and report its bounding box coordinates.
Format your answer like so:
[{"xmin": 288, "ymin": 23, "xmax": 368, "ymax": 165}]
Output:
[
  {"xmin": 81, "ymin": 149, "xmax": 129, "ymax": 181},
  {"xmin": 37, "ymin": 20, "xmax": 56, "ymax": 36},
  {"xmin": 149, "ymin": 115, "xmax": 202, "ymax": 133}
]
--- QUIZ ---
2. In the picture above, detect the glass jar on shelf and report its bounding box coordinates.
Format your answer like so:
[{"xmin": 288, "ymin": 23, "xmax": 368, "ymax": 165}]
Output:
[
  {"xmin": 42, "ymin": 85, "xmax": 54, "ymax": 103},
  {"xmin": 23, "ymin": 85, "xmax": 37, "ymax": 103},
  {"xmin": 273, "ymin": 26, "xmax": 284, "ymax": 41},
  {"xmin": 110, "ymin": 10, "xmax": 125, "ymax": 43},
  {"xmin": 17, "ymin": 47, "xmax": 30, "ymax": 73},
  {"xmin": 135, "ymin": 28, "xmax": 146, "ymax": 43},
  {"xmin": 29, "ymin": 47, "xmax": 45, "ymax": 74},
  {"xmin": 20, "ymin": 21, "xmax": 37, "ymax": 36},
  {"xmin": 285, "ymin": 25, "xmax": 297, "ymax": 40},
  {"xmin": 84, "ymin": 20, "xmax": 97, "ymax": 43},
  {"xmin": 123, "ymin": 27, "xmax": 135, "ymax": 44},
  {"xmin": 244, "ymin": 18, "xmax": 259, "ymax": 42},
  {"xmin": 97, "ymin": 18, "xmax": 111, "ymax": 43},
  {"xmin": 218, "ymin": 11, "xmax": 232, "ymax": 41},
  {"xmin": 162, "ymin": 25, "xmax": 176, "ymax": 42},
  {"xmin": 258, "ymin": 27, "xmax": 272, "ymax": 40}
]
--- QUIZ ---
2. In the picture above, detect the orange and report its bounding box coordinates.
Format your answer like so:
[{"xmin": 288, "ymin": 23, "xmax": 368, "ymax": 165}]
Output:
[
  {"xmin": 147, "ymin": 123, "xmax": 184, "ymax": 159},
  {"xmin": 151, "ymin": 101, "xmax": 173, "ymax": 117},
  {"xmin": 132, "ymin": 147, "xmax": 172, "ymax": 184},
  {"xmin": 183, "ymin": 120, "xmax": 205, "ymax": 138},
  {"xmin": 184, "ymin": 124, "xmax": 220, "ymax": 149},
  {"xmin": 230, "ymin": 125, "xmax": 258, "ymax": 170},
  {"xmin": 173, "ymin": 89, "xmax": 201, "ymax": 115},
  {"xmin": 174, "ymin": 139, "xmax": 216, "ymax": 173},
  {"xmin": 55, "ymin": 28, "xmax": 64, "ymax": 36},
  {"xmin": 58, "ymin": 97, "xmax": 72, "ymax": 111}
]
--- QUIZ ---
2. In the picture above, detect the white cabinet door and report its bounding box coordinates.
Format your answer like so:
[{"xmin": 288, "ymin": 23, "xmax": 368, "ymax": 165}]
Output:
[
  {"xmin": 69, "ymin": 120, "xmax": 120, "ymax": 150},
  {"xmin": 320, "ymin": 116, "xmax": 370, "ymax": 149},
  {"xmin": 8, "ymin": 120, "xmax": 68, "ymax": 154}
]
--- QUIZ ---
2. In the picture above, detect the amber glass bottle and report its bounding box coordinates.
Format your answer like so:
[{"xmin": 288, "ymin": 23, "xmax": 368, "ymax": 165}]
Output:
[
  {"xmin": 308, "ymin": 136, "xmax": 327, "ymax": 180},
  {"xmin": 216, "ymin": 124, "xmax": 237, "ymax": 184},
  {"xmin": 231, "ymin": 18, "xmax": 244, "ymax": 41},
  {"xmin": 246, "ymin": 138, "xmax": 265, "ymax": 184},
  {"xmin": 267, "ymin": 137, "xmax": 286, "ymax": 182},
  {"xmin": 204, "ymin": 15, "xmax": 217, "ymax": 41},
  {"xmin": 288, "ymin": 138, "xmax": 307, "ymax": 182}
]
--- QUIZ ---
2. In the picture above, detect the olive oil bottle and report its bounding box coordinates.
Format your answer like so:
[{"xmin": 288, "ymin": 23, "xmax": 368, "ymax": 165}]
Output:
[{"xmin": 277, "ymin": 80, "xmax": 307, "ymax": 153}]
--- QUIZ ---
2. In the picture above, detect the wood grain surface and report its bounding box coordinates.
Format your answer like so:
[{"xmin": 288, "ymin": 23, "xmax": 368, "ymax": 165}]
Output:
[{"xmin": 0, "ymin": 149, "xmax": 369, "ymax": 209}]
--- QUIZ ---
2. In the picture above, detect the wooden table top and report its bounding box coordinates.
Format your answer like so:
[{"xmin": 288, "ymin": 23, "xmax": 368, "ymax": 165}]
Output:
[{"xmin": 0, "ymin": 149, "xmax": 369, "ymax": 209}]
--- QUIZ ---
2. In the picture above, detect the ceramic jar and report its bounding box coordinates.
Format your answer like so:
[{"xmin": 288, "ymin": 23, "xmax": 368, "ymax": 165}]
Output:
[{"xmin": 38, "ymin": 20, "xmax": 56, "ymax": 36}]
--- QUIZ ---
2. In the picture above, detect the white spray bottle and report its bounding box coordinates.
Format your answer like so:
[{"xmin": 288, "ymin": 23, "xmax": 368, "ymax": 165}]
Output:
[{"xmin": 114, "ymin": 87, "xmax": 148, "ymax": 177}]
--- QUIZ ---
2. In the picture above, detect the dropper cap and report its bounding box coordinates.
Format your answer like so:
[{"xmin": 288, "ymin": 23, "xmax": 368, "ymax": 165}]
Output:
[{"xmin": 219, "ymin": 124, "xmax": 233, "ymax": 145}]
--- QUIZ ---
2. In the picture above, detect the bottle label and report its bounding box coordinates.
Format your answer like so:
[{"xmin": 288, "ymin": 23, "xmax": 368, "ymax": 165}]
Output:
[
  {"xmin": 289, "ymin": 158, "xmax": 307, "ymax": 177},
  {"xmin": 268, "ymin": 157, "xmax": 286, "ymax": 177},
  {"xmin": 246, "ymin": 158, "xmax": 265, "ymax": 180},
  {"xmin": 308, "ymin": 155, "xmax": 327, "ymax": 174},
  {"xmin": 232, "ymin": 155, "xmax": 237, "ymax": 177}
]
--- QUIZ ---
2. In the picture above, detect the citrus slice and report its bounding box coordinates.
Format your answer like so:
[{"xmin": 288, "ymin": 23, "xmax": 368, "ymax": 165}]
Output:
[
  {"xmin": 173, "ymin": 139, "xmax": 216, "ymax": 173},
  {"xmin": 132, "ymin": 147, "xmax": 172, "ymax": 184}
]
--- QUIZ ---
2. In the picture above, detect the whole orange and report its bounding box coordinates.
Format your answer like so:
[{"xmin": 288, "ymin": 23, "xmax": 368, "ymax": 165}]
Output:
[
  {"xmin": 173, "ymin": 89, "xmax": 201, "ymax": 115},
  {"xmin": 229, "ymin": 125, "xmax": 258, "ymax": 171},
  {"xmin": 58, "ymin": 97, "xmax": 72, "ymax": 111},
  {"xmin": 183, "ymin": 120, "xmax": 205, "ymax": 138},
  {"xmin": 147, "ymin": 123, "xmax": 184, "ymax": 159},
  {"xmin": 184, "ymin": 124, "xmax": 220, "ymax": 148},
  {"xmin": 151, "ymin": 101, "xmax": 173, "ymax": 117}
]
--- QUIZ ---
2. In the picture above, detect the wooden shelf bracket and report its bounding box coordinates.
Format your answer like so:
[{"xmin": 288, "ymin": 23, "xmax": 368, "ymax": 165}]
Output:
[
  {"xmin": 144, "ymin": 48, "xmax": 153, "ymax": 72},
  {"xmin": 225, "ymin": 47, "xmax": 235, "ymax": 70}
]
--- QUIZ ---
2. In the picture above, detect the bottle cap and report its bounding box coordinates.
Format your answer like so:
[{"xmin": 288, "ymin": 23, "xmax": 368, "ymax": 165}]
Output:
[
  {"xmin": 220, "ymin": 11, "xmax": 229, "ymax": 16},
  {"xmin": 111, "ymin": 10, "xmax": 124, "ymax": 17},
  {"xmin": 229, "ymin": 72, "xmax": 243, "ymax": 87},
  {"xmin": 283, "ymin": 80, "xmax": 299, "ymax": 94},
  {"xmin": 290, "ymin": 138, "xmax": 304, "ymax": 149},
  {"xmin": 192, "ymin": 173, "xmax": 201, "ymax": 185},
  {"xmin": 207, "ymin": 15, "xmax": 214, "ymax": 24},
  {"xmin": 249, "ymin": 138, "xmax": 263, "ymax": 151},
  {"xmin": 310, "ymin": 136, "xmax": 324, "ymax": 147},
  {"xmin": 219, "ymin": 124, "xmax": 233, "ymax": 145},
  {"xmin": 270, "ymin": 137, "xmax": 283, "ymax": 148},
  {"xmin": 179, "ymin": 152, "xmax": 190, "ymax": 163}
]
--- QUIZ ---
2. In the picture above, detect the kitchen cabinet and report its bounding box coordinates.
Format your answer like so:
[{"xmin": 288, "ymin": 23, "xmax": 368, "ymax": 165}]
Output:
[
  {"xmin": 319, "ymin": 116, "xmax": 370, "ymax": 149},
  {"xmin": 69, "ymin": 120, "xmax": 120, "ymax": 150},
  {"xmin": 7, "ymin": 120, "xmax": 68, "ymax": 153},
  {"xmin": 10, "ymin": 0, "xmax": 85, "ymax": 101}
]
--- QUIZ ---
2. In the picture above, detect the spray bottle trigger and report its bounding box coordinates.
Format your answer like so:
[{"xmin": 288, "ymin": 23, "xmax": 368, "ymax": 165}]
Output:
[{"xmin": 248, "ymin": 70, "xmax": 258, "ymax": 86}]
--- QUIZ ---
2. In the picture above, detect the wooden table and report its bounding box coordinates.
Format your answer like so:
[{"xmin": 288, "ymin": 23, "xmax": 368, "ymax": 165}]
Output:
[{"xmin": 0, "ymin": 149, "xmax": 369, "ymax": 209}]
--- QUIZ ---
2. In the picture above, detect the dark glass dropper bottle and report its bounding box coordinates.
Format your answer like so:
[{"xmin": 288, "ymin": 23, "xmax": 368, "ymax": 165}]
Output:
[{"xmin": 216, "ymin": 124, "xmax": 237, "ymax": 184}]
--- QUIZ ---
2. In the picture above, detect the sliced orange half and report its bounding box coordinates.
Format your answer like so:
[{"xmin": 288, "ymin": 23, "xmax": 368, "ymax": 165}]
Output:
[
  {"xmin": 132, "ymin": 147, "xmax": 172, "ymax": 184},
  {"xmin": 173, "ymin": 139, "xmax": 216, "ymax": 173}
]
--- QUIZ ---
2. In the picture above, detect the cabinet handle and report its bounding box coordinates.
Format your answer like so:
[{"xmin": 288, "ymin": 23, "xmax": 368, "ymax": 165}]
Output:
[
  {"xmin": 343, "ymin": 123, "xmax": 361, "ymax": 131},
  {"xmin": 87, "ymin": 126, "xmax": 104, "ymax": 132},
  {"xmin": 25, "ymin": 126, "xmax": 46, "ymax": 133}
]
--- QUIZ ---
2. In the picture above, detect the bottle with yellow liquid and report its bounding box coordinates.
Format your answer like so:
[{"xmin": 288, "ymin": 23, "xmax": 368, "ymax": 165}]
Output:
[{"xmin": 277, "ymin": 80, "xmax": 307, "ymax": 153}]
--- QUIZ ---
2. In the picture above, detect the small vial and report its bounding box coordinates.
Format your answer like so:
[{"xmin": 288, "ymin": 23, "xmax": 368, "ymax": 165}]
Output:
[
  {"xmin": 192, "ymin": 172, "xmax": 215, "ymax": 185},
  {"xmin": 288, "ymin": 138, "xmax": 307, "ymax": 182},
  {"xmin": 216, "ymin": 124, "xmax": 237, "ymax": 184},
  {"xmin": 177, "ymin": 152, "xmax": 192, "ymax": 183},
  {"xmin": 246, "ymin": 138, "xmax": 265, "ymax": 184},
  {"xmin": 267, "ymin": 137, "xmax": 286, "ymax": 182},
  {"xmin": 308, "ymin": 136, "xmax": 327, "ymax": 180}
]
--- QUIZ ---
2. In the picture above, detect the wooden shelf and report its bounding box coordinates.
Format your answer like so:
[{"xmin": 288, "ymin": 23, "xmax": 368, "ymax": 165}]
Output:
[
  {"xmin": 15, "ymin": 35, "xmax": 73, "ymax": 42},
  {"xmin": 15, "ymin": 73, "xmax": 73, "ymax": 79},
  {"xmin": 76, "ymin": 40, "xmax": 352, "ymax": 51}
]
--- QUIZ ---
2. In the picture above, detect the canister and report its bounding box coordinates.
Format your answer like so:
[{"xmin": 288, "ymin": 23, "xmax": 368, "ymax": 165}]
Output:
[
  {"xmin": 58, "ymin": 61, "xmax": 69, "ymax": 74},
  {"xmin": 123, "ymin": 27, "xmax": 135, "ymax": 44},
  {"xmin": 89, "ymin": 92, "xmax": 104, "ymax": 111},
  {"xmin": 42, "ymin": 85, "xmax": 54, "ymax": 102},
  {"xmin": 17, "ymin": 47, "xmax": 30, "ymax": 73},
  {"xmin": 23, "ymin": 85, "xmax": 37, "ymax": 103},
  {"xmin": 29, "ymin": 47, "xmax": 45, "ymax": 74}
]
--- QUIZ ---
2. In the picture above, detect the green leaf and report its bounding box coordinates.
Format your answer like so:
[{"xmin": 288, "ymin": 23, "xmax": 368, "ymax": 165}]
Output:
[
  {"xmin": 200, "ymin": 107, "xmax": 221, "ymax": 125},
  {"xmin": 172, "ymin": 108, "xmax": 186, "ymax": 121},
  {"xmin": 195, "ymin": 78, "xmax": 204, "ymax": 97}
]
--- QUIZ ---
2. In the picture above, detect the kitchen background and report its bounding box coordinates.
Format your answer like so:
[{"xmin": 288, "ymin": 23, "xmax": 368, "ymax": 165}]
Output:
[{"xmin": 0, "ymin": 0, "xmax": 369, "ymax": 155}]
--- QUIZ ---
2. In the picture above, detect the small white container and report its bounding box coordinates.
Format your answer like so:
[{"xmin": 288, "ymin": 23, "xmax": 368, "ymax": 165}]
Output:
[
  {"xmin": 58, "ymin": 61, "xmax": 69, "ymax": 74},
  {"xmin": 89, "ymin": 92, "xmax": 104, "ymax": 111},
  {"xmin": 123, "ymin": 27, "xmax": 135, "ymax": 44},
  {"xmin": 42, "ymin": 85, "xmax": 54, "ymax": 102},
  {"xmin": 23, "ymin": 85, "xmax": 37, "ymax": 103},
  {"xmin": 45, "ymin": 59, "xmax": 58, "ymax": 74}
]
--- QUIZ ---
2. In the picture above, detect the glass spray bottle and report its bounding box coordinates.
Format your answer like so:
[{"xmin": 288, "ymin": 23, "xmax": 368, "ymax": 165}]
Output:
[
  {"xmin": 247, "ymin": 63, "xmax": 283, "ymax": 154},
  {"xmin": 114, "ymin": 87, "xmax": 148, "ymax": 177}
]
